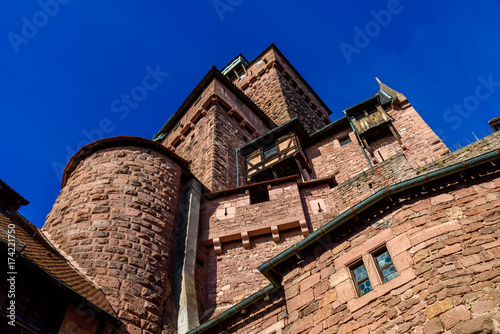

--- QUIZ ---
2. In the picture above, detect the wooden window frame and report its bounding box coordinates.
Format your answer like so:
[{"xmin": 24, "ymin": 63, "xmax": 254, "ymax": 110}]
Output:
[
  {"xmin": 349, "ymin": 260, "xmax": 373, "ymax": 297},
  {"xmin": 372, "ymin": 247, "xmax": 399, "ymax": 283}
]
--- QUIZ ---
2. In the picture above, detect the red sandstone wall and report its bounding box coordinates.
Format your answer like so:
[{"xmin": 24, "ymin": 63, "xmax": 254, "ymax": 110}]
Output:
[
  {"xmin": 389, "ymin": 94, "xmax": 450, "ymax": 167},
  {"xmin": 198, "ymin": 182, "xmax": 308, "ymax": 317},
  {"xmin": 196, "ymin": 153, "xmax": 417, "ymax": 320},
  {"xmin": 233, "ymin": 47, "xmax": 330, "ymax": 134},
  {"xmin": 301, "ymin": 153, "xmax": 415, "ymax": 231},
  {"xmin": 369, "ymin": 133, "xmax": 405, "ymax": 163},
  {"xmin": 417, "ymin": 131, "xmax": 500, "ymax": 174},
  {"xmin": 211, "ymin": 80, "xmax": 268, "ymax": 191},
  {"xmin": 161, "ymin": 80, "xmax": 216, "ymax": 190},
  {"xmin": 43, "ymin": 146, "xmax": 182, "ymax": 334},
  {"xmin": 208, "ymin": 164, "xmax": 500, "ymax": 334},
  {"xmin": 306, "ymin": 128, "xmax": 372, "ymax": 183},
  {"xmin": 161, "ymin": 79, "xmax": 268, "ymax": 191},
  {"xmin": 305, "ymin": 93, "xmax": 449, "ymax": 183}
]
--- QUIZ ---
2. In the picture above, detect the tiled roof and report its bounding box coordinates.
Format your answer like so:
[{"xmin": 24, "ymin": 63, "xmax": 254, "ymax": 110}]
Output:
[
  {"xmin": 0, "ymin": 178, "xmax": 29, "ymax": 211},
  {"xmin": 61, "ymin": 136, "xmax": 191, "ymax": 188},
  {"xmin": 0, "ymin": 211, "xmax": 119, "ymax": 320}
]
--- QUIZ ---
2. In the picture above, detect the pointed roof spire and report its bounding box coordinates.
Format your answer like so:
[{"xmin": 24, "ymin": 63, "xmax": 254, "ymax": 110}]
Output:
[{"xmin": 375, "ymin": 77, "xmax": 400, "ymax": 98}]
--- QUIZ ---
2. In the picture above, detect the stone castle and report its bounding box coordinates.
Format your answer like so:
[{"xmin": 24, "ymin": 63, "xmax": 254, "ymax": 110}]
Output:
[{"xmin": 1, "ymin": 44, "xmax": 499, "ymax": 334}]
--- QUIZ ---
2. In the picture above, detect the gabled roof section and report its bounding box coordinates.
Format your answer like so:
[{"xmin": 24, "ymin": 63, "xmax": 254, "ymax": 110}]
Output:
[
  {"xmin": 0, "ymin": 178, "xmax": 29, "ymax": 212},
  {"xmin": 376, "ymin": 77, "xmax": 400, "ymax": 98},
  {"xmin": 488, "ymin": 115, "xmax": 500, "ymax": 125},
  {"xmin": 61, "ymin": 136, "xmax": 191, "ymax": 189},
  {"xmin": 153, "ymin": 66, "xmax": 276, "ymax": 141},
  {"xmin": 221, "ymin": 53, "xmax": 249, "ymax": 72},
  {"xmin": 0, "ymin": 211, "xmax": 120, "ymax": 323},
  {"xmin": 246, "ymin": 43, "xmax": 333, "ymax": 116},
  {"xmin": 308, "ymin": 116, "xmax": 350, "ymax": 142},
  {"xmin": 344, "ymin": 89, "xmax": 393, "ymax": 116}
]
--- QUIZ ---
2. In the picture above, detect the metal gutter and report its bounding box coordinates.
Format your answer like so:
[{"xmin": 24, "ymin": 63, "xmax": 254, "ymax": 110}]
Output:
[
  {"xmin": 236, "ymin": 147, "xmax": 241, "ymax": 187},
  {"xmin": 308, "ymin": 116, "xmax": 348, "ymax": 138},
  {"xmin": 238, "ymin": 118, "xmax": 306, "ymax": 155},
  {"xmin": 188, "ymin": 148, "xmax": 500, "ymax": 334},
  {"xmin": 258, "ymin": 148, "xmax": 500, "ymax": 278},
  {"xmin": 186, "ymin": 284, "xmax": 279, "ymax": 334}
]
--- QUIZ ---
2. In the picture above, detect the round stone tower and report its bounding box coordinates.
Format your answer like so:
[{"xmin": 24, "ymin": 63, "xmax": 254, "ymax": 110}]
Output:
[{"xmin": 43, "ymin": 137, "xmax": 188, "ymax": 334}]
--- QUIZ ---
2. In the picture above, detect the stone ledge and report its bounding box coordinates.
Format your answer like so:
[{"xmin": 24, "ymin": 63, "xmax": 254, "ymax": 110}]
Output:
[{"xmin": 200, "ymin": 219, "xmax": 308, "ymax": 254}]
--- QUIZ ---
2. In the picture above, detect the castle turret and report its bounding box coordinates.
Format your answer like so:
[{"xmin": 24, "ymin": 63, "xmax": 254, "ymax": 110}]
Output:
[
  {"xmin": 227, "ymin": 44, "xmax": 332, "ymax": 134},
  {"xmin": 43, "ymin": 137, "xmax": 188, "ymax": 334}
]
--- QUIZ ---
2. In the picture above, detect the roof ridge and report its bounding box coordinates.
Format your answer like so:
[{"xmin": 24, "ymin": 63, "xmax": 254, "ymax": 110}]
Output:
[{"xmin": 153, "ymin": 67, "xmax": 276, "ymax": 141}]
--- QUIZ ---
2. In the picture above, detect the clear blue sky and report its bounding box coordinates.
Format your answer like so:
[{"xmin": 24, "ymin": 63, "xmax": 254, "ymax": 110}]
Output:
[{"xmin": 1, "ymin": 1, "xmax": 499, "ymax": 227}]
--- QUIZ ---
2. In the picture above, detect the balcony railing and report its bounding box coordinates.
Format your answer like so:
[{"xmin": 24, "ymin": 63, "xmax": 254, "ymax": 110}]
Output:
[
  {"xmin": 351, "ymin": 107, "xmax": 391, "ymax": 135},
  {"xmin": 245, "ymin": 134, "xmax": 308, "ymax": 181}
]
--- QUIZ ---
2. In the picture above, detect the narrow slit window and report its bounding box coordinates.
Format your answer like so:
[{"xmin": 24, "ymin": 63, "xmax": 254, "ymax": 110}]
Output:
[
  {"xmin": 351, "ymin": 262, "xmax": 373, "ymax": 296},
  {"xmin": 374, "ymin": 249, "xmax": 398, "ymax": 282}
]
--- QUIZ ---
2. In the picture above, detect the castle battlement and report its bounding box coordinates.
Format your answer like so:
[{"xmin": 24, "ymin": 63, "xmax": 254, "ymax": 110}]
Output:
[{"xmin": 3, "ymin": 45, "xmax": 498, "ymax": 334}]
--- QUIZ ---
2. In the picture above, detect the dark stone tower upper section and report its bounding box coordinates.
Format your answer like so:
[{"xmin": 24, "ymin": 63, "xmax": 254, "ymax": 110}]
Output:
[{"xmin": 225, "ymin": 45, "xmax": 332, "ymax": 134}]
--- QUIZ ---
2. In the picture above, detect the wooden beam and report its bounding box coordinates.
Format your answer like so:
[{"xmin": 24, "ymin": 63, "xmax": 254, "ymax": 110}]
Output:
[
  {"xmin": 361, "ymin": 137, "xmax": 374, "ymax": 157},
  {"xmin": 295, "ymin": 157, "xmax": 305, "ymax": 182},
  {"xmin": 388, "ymin": 123, "xmax": 403, "ymax": 145}
]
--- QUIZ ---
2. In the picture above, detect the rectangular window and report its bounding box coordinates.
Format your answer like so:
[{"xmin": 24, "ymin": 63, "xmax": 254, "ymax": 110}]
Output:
[
  {"xmin": 339, "ymin": 136, "xmax": 352, "ymax": 146},
  {"xmin": 351, "ymin": 262, "xmax": 373, "ymax": 296},
  {"xmin": 374, "ymin": 249, "xmax": 398, "ymax": 282},
  {"xmin": 263, "ymin": 145, "xmax": 278, "ymax": 158},
  {"xmin": 236, "ymin": 97, "xmax": 244, "ymax": 107},
  {"xmin": 249, "ymin": 188, "xmax": 270, "ymax": 205}
]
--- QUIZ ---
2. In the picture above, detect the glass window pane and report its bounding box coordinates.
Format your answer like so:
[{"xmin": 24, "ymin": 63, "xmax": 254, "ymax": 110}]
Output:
[
  {"xmin": 360, "ymin": 280, "xmax": 373, "ymax": 295},
  {"xmin": 385, "ymin": 272, "xmax": 399, "ymax": 282},
  {"xmin": 376, "ymin": 252, "xmax": 388, "ymax": 261},
  {"xmin": 355, "ymin": 270, "xmax": 368, "ymax": 282},
  {"xmin": 354, "ymin": 265, "xmax": 365, "ymax": 274},
  {"xmin": 352, "ymin": 263, "xmax": 373, "ymax": 296},
  {"xmin": 375, "ymin": 249, "xmax": 398, "ymax": 283}
]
